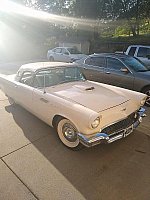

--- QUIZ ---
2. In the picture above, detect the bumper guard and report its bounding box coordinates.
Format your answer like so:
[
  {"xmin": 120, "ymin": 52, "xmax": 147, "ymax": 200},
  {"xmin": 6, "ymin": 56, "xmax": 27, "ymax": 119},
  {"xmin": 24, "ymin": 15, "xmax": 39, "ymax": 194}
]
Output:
[{"xmin": 77, "ymin": 107, "xmax": 146, "ymax": 147}]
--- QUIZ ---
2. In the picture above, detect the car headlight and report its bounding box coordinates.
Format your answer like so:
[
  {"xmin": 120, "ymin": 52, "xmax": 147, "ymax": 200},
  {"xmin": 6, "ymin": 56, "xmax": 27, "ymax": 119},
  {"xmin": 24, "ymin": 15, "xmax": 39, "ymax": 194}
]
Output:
[{"xmin": 91, "ymin": 117, "xmax": 100, "ymax": 128}]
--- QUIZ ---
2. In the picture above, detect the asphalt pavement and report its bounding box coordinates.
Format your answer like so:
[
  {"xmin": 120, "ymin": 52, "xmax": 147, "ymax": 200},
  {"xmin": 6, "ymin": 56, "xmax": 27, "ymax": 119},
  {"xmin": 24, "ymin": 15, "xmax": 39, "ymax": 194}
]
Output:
[{"xmin": 0, "ymin": 61, "xmax": 150, "ymax": 200}]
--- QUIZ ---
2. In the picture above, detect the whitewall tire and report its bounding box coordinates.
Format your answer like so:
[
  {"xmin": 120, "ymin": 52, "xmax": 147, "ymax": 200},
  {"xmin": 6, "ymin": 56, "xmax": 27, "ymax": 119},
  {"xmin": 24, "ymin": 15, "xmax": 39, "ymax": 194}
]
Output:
[{"xmin": 57, "ymin": 118, "xmax": 83, "ymax": 150}]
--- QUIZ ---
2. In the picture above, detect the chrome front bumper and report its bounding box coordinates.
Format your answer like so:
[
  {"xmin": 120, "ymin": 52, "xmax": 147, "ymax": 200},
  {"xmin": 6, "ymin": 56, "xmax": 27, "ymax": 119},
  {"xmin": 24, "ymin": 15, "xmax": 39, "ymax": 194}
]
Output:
[{"xmin": 78, "ymin": 107, "xmax": 146, "ymax": 148}]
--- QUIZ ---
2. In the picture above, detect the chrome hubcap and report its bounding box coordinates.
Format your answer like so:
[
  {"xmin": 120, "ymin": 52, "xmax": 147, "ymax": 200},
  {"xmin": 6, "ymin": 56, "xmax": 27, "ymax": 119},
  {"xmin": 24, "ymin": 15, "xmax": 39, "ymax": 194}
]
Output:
[
  {"xmin": 62, "ymin": 123, "xmax": 77, "ymax": 142},
  {"xmin": 145, "ymin": 90, "xmax": 150, "ymax": 106}
]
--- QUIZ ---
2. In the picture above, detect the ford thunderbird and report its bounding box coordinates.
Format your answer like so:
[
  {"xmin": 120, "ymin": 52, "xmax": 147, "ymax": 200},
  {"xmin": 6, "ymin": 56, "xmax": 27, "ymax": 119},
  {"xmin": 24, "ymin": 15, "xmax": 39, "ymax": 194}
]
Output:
[{"xmin": 0, "ymin": 62, "xmax": 147, "ymax": 150}]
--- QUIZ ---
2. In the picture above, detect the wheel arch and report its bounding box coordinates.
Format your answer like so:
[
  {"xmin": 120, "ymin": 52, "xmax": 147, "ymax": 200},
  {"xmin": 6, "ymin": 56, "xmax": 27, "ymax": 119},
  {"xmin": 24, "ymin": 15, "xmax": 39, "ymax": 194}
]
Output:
[
  {"xmin": 52, "ymin": 115, "xmax": 65, "ymax": 129},
  {"xmin": 141, "ymin": 84, "xmax": 150, "ymax": 93},
  {"xmin": 49, "ymin": 56, "xmax": 54, "ymax": 61},
  {"xmin": 52, "ymin": 114, "xmax": 80, "ymax": 131}
]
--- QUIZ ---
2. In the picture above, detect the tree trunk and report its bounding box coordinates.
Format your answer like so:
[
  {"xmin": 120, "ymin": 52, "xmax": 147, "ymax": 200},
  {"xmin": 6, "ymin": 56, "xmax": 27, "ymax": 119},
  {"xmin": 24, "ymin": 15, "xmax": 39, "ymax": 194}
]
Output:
[
  {"xmin": 131, "ymin": 25, "xmax": 137, "ymax": 37},
  {"xmin": 136, "ymin": 0, "xmax": 140, "ymax": 35}
]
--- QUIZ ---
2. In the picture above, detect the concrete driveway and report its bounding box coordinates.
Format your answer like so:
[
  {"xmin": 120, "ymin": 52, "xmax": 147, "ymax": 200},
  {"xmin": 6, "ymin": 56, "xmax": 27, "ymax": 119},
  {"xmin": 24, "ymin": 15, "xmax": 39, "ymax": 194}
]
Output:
[{"xmin": 0, "ymin": 89, "xmax": 150, "ymax": 200}]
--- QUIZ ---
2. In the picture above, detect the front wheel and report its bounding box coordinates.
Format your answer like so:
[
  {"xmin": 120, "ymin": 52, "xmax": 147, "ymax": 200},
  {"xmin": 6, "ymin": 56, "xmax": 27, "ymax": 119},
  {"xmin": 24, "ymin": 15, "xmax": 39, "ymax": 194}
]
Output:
[
  {"xmin": 143, "ymin": 87, "xmax": 150, "ymax": 107},
  {"xmin": 56, "ymin": 118, "xmax": 83, "ymax": 150}
]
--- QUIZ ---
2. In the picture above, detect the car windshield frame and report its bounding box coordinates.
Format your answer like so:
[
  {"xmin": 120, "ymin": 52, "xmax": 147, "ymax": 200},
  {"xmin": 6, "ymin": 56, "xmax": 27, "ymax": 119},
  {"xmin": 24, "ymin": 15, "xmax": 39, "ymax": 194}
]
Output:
[
  {"xmin": 33, "ymin": 66, "xmax": 86, "ymax": 88},
  {"xmin": 120, "ymin": 56, "xmax": 149, "ymax": 72}
]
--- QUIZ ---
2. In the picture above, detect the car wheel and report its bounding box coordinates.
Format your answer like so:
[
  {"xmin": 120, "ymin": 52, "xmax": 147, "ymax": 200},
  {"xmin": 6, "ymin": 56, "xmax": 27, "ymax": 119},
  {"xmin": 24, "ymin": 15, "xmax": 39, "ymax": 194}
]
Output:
[
  {"xmin": 56, "ymin": 118, "xmax": 83, "ymax": 150},
  {"xmin": 143, "ymin": 87, "xmax": 150, "ymax": 107},
  {"xmin": 49, "ymin": 56, "xmax": 54, "ymax": 62},
  {"xmin": 8, "ymin": 96, "xmax": 15, "ymax": 105}
]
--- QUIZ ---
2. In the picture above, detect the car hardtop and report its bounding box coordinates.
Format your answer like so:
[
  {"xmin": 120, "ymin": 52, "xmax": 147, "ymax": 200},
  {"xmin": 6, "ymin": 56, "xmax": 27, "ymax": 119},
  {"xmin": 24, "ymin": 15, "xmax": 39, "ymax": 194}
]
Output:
[
  {"xmin": 53, "ymin": 47, "xmax": 68, "ymax": 50},
  {"xmin": 127, "ymin": 45, "xmax": 150, "ymax": 48},
  {"xmin": 53, "ymin": 47, "xmax": 79, "ymax": 51},
  {"xmin": 18, "ymin": 62, "xmax": 78, "ymax": 74},
  {"xmin": 89, "ymin": 53, "xmax": 132, "ymax": 59}
]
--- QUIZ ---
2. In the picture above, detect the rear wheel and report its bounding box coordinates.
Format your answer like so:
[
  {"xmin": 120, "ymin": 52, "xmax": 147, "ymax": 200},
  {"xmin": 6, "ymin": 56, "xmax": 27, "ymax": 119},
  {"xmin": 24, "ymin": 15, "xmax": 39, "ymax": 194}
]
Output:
[
  {"xmin": 56, "ymin": 118, "xmax": 83, "ymax": 150},
  {"xmin": 49, "ymin": 56, "xmax": 54, "ymax": 62},
  {"xmin": 8, "ymin": 96, "xmax": 15, "ymax": 105},
  {"xmin": 142, "ymin": 87, "xmax": 150, "ymax": 107}
]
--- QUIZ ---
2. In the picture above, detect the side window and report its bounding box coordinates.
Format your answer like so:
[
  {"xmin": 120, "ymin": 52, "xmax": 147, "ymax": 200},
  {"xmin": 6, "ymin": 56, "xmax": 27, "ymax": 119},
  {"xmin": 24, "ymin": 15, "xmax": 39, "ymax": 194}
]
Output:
[
  {"xmin": 85, "ymin": 57, "xmax": 93, "ymax": 65},
  {"xmin": 91, "ymin": 57, "xmax": 105, "ymax": 67},
  {"xmin": 62, "ymin": 48, "xmax": 69, "ymax": 55},
  {"xmin": 128, "ymin": 47, "xmax": 136, "ymax": 56},
  {"xmin": 54, "ymin": 48, "xmax": 62, "ymax": 53},
  {"xmin": 107, "ymin": 58, "xmax": 125, "ymax": 70},
  {"xmin": 20, "ymin": 71, "xmax": 33, "ymax": 86},
  {"xmin": 85, "ymin": 57, "xmax": 105, "ymax": 67},
  {"xmin": 137, "ymin": 47, "xmax": 150, "ymax": 58}
]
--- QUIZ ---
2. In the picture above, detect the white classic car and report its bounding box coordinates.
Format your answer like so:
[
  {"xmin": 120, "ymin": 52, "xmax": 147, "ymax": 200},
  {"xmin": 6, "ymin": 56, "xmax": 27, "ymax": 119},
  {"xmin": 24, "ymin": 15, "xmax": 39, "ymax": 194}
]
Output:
[{"xmin": 0, "ymin": 62, "xmax": 147, "ymax": 150}]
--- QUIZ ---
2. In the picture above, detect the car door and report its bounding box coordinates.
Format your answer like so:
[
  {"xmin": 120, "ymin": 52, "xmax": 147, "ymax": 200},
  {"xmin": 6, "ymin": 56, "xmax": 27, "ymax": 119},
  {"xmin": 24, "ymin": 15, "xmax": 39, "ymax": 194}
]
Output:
[
  {"xmin": 32, "ymin": 69, "xmax": 57, "ymax": 124},
  {"xmin": 103, "ymin": 57, "xmax": 134, "ymax": 90},
  {"xmin": 61, "ymin": 48, "xmax": 71, "ymax": 62},
  {"xmin": 15, "ymin": 71, "xmax": 34, "ymax": 111},
  {"xmin": 81, "ymin": 56, "xmax": 106, "ymax": 83},
  {"xmin": 136, "ymin": 47, "xmax": 150, "ymax": 66},
  {"xmin": 53, "ymin": 48, "xmax": 64, "ymax": 61}
]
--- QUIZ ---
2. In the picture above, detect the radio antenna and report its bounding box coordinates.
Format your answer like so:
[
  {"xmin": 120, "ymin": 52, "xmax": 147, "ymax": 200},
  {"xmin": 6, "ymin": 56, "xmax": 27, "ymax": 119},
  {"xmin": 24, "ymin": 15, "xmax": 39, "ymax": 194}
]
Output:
[{"xmin": 43, "ymin": 63, "xmax": 46, "ymax": 94}]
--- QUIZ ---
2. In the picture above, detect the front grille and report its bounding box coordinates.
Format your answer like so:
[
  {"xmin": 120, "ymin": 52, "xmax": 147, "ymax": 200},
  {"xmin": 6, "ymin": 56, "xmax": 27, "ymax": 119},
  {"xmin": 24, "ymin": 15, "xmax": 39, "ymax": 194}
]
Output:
[{"xmin": 102, "ymin": 112, "xmax": 138, "ymax": 135}]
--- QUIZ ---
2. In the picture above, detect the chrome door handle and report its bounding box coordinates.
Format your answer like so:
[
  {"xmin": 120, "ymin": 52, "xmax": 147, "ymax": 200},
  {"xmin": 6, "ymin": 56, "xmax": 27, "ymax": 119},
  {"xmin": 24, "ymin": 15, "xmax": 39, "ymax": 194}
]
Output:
[
  {"xmin": 105, "ymin": 72, "xmax": 111, "ymax": 74},
  {"xmin": 40, "ymin": 98, "xmax": 49, "ymax": 103}
]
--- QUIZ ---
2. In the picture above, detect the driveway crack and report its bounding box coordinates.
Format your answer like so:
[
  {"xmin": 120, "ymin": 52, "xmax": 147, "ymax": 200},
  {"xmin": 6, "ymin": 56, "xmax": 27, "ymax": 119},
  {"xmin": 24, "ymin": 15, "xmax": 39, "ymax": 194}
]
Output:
[
  {"xmin": 1, "ymin": 134, "xmax": 49, "ymax": 159},
  {"xmin": 1, "ymin": 158, "xmax": 39, "ymax": 200}
]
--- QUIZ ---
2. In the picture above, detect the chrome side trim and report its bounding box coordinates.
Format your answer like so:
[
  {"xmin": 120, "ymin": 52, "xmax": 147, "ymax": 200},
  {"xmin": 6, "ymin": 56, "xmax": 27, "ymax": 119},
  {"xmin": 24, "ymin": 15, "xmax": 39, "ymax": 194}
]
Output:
[{"xmin": 77, "ymin": 107, "xmax": 146, "ymax": 148}]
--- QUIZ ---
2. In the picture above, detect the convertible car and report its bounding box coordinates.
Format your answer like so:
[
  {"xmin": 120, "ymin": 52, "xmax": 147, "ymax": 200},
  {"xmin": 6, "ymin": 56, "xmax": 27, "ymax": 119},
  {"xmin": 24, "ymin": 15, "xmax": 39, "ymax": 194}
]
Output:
[{"xmin": 0, "ymin": 62, "xmax": 147, "ymax": 150}]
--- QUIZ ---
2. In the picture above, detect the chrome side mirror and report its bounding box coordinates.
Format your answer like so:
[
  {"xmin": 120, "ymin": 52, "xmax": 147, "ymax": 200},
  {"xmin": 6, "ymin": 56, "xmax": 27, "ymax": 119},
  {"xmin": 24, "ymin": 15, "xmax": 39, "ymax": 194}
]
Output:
[{"xmin": 120, "ymin": 68, "xmax": 129, "ymax": 73}]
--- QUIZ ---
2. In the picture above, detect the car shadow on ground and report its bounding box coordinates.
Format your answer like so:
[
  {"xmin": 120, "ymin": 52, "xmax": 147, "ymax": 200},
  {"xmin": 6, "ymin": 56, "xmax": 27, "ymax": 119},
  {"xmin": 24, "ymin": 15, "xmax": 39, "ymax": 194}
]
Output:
[{"xmin": 5, "ymin": 104, "xmax": 150, "ymax": 200}]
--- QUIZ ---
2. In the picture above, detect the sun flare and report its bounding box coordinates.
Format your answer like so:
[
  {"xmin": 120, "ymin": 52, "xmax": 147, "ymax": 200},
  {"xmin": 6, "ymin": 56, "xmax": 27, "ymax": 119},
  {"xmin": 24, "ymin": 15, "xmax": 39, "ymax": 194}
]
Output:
[{"xmin": 0, "ymin": 0, "xmax": 103, "ymax": 28}]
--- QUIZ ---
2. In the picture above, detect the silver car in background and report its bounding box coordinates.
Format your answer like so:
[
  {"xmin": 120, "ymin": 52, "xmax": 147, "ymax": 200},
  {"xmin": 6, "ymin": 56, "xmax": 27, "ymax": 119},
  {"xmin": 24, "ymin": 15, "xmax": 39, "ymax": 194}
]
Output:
[{"xmin": 47, "ymin": 47, "xmax": 87, "ymax": 62}]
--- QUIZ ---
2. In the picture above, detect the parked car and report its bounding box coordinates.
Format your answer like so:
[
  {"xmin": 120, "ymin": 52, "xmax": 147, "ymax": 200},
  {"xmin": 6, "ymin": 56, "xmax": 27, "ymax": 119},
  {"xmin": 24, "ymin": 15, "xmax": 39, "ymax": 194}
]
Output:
[
  {"xmin": 125, "ymin": 45, "xmax": 150, "ymax": 68},
  {"xmin": 76, "ymin": 53, "xmax": 150, "ymax": 106},
  {"xmin": 0, "ymin": 62, "xmax": 147, "ymax": 149},
  {"xmin": 47, "ymin": 47, "xmax": 87, "ymax": 62}
]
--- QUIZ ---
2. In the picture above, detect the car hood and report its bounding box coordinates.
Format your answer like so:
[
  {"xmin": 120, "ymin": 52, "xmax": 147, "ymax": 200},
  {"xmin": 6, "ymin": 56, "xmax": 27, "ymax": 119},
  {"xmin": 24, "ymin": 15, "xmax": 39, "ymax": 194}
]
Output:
[{"xmin": 47, "ymin": 81, "xmax": 130, "ymax": 112}]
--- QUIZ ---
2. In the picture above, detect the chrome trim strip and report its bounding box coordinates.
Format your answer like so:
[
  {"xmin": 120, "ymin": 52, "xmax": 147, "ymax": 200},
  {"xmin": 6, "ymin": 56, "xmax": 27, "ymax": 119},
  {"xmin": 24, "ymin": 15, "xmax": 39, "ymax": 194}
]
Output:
[
  {"xmin": 98, "ymin": 99, "xmax": 130, "ymax": 113},
  {"xmin": 77, "ymin": 107, "xmax": 146, "ymax": 148}
]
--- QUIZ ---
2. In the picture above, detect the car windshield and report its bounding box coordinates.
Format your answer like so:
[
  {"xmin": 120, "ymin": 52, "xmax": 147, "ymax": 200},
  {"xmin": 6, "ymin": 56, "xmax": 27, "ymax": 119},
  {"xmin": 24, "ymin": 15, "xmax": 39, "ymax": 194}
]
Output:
[
  {"xmin": 120, "ymin": 57, "xmax": 149, "ymax": 72},
  {"xmin": 34, "ymin": 67, "xmax": 86, "ymax": 88},
  {"xmin": 67, "ymin": 48, "xmax": 82, "ymax": 54}
]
